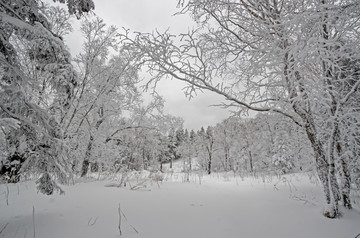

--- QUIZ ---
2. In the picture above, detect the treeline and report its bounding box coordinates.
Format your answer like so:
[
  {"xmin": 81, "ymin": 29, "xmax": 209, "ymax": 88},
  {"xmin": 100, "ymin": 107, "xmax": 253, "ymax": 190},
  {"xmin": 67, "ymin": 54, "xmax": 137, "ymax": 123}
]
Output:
[
  {"xmin": 1, "ymin": 0, "xmax": 360, "ymax": 217},
  {"xmin": 158, "ymin": 114, "xmax": 314, "ymax": 176},
  {"xmin": 119, "ymin": 0, "xmax": 360, "ymax": 217}
]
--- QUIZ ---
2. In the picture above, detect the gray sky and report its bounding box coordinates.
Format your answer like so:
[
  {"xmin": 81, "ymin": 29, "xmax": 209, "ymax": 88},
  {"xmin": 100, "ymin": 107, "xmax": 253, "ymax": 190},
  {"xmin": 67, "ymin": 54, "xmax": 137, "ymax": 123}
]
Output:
[{"xmin": 66, "ymin": 0, "xmax": 231, "ymax": 130}]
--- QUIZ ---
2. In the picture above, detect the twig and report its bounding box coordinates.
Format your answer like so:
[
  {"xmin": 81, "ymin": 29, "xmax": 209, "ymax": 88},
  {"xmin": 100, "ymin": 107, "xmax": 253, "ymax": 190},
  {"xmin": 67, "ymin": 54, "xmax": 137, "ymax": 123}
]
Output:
[
  {"xmin": 6, "ymin": 186, "xmax": 9, "ymax": 206},
  {"xmin": 273, "ymin": 176, "xmax": 297, "ymax": 193},
  {"xmin": 129, "ymin": 180, "xmax": 148, "ymax": 190},
  {"xmin": 290, "ymin": 194, "xmax": 317, "ymax": 206},
  {"xmin": 88, "ymin": 217, "xmax": 99, "ymax": 226},
  {"xmin": 129, "ymin": 224, "xmax": 139, "ymax": 234},
  {"xmin": 117, "ymin": 203, "xmax": 139, "ymax": 235},
  {"xmin": 355, "ymin": 233, "xmax": 360, "ymax": 238},
  {"xmin": 0, "ymin": 222, "xmax": 9, "ymax": 234},
  {"xmin": 120, "ymin": 209, "xmax": 139, "ymax": 234},
  {"xmin": 118, "ymin": 203, "xmax": 122, "ymax": 236},
  {"xmin": 156, "ymin": 180, "xmax": 161, "ymax": 188},
  {"xmin": 33, "ymin": 206, "xmax": 35, "ymax": 238},
  {"xmin": 197, "ymin": 173, "xmax": 203, "ymax": 185}
]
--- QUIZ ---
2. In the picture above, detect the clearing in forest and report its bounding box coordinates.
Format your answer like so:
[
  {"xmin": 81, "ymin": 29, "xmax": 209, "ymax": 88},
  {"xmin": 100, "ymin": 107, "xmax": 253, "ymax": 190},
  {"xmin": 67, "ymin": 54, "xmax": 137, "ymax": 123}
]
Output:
[{"xmin": 1, "ymin": 172, "xmax": 360, "ymax": 238}]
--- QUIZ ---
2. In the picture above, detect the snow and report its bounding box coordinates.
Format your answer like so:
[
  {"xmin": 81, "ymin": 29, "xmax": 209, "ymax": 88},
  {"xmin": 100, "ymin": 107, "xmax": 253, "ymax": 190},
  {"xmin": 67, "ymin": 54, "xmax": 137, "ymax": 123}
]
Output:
[{"xmin": 1, "ymin": 169, "xmax": 360, "ymax": 238}]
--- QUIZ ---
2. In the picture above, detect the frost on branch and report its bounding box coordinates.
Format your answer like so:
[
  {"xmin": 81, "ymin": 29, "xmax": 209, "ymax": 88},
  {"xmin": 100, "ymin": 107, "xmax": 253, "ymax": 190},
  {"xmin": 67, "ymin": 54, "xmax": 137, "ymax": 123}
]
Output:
[
  {"xmin": 53, "ymin": 0, "xmax": 95, "ymax": 19},
  {"xmin": 0, "ymin": 0, "xmax": 91, "ymax": 185},
  {"xmin": 120, "ymin": 0, "xmax": 360, "ymax": 218},
  {"xmin": 0, "ymin": 118, "xmax": 21, "ymax": 130}
]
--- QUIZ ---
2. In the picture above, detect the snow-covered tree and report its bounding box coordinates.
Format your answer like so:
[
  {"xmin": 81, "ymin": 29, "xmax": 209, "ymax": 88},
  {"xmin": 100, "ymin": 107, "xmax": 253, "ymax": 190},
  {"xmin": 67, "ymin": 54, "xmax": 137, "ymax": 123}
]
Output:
[
  {"xmin": 59, "ymin": 16, "xmax": 141, "ymax": 177},
  {"xmin": 214, "ymin": 118, "xmax": 237, "ymax": 172},
  {"xmin": 121, "ymin": 0, "xmax": 360, "ymax": 217},
  {"xmin": 0, "ymin": 0, "xmax": 93, "ymax": 194},
  {"xmin": 197, "ymin": 126, "xmax": 215, "ymax": 174}
]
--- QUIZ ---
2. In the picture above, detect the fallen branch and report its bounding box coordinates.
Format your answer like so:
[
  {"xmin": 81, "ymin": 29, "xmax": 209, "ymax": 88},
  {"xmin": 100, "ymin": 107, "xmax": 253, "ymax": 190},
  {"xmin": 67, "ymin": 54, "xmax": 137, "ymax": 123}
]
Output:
[
  {"xmin": 118, "ymin": 204, "xmax": 122, "ymax": 236},
  {"xmin": 290, "ymin": 194, "xmax": 317, "ymax": 206},
  {"xmin": 119, "ymin": 208, "xmax": 139, "ymax": 234},
  {"xmin": 117, "ymin": 203, "xmax": 139, "ymax": 235},
  {"xmin": 273, "ymin": 184, "xmax": 279, "ymax": 190},
  {"xmin": 273, "ymin": 176, "xmax": 297, "ymax": 193},
  {"xmin": 128, "ymin": 180, "xmax": 149, "ymax": 191},
  {"xmin": 88, "ymin": 216, "xmax": 99, "ymax": 226},
  {"xmin": 0, "ymin": 223, "xmax": 9, "ymax": 234}
]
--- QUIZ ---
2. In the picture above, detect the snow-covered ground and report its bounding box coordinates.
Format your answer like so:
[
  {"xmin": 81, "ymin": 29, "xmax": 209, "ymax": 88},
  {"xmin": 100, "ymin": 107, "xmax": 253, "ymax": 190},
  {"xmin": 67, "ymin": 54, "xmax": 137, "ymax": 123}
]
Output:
[{"xmin": 1, "ymin": 168, "xmax": 360, "ymax": 238}]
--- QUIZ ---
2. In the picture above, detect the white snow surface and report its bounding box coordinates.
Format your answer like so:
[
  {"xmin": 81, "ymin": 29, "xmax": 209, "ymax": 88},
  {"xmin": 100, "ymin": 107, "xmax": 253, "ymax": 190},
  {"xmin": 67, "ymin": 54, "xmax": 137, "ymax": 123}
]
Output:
[{"xmin": 1, "ymin": 168, "xmax": 360, "ymax": 238}]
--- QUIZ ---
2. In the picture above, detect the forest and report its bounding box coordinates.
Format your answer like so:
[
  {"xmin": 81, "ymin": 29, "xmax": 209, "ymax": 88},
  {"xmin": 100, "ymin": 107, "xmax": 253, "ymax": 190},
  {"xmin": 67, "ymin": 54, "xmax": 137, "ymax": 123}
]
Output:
[{"xmin": 1, "ymin": 0, "xmax": 360, "ymax": 235}]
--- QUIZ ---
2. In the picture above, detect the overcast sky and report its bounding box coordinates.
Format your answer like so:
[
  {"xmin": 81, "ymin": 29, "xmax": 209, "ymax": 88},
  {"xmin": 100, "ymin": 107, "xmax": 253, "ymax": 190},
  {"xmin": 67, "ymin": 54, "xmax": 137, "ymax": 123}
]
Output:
[{"xmin": 65, "ymin": 0, "xmax": 231, "ymax": 130}]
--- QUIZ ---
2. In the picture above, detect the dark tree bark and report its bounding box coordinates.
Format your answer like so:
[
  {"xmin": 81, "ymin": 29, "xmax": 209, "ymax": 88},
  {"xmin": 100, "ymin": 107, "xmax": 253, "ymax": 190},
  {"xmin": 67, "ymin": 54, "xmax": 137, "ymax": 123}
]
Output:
[
  {"xmin": 207, "ymin": 151, "xmax": 212, "ymax": 175},
  {"xmin": 80, "ymin": 135, "xmax": 93, "ymax": 177},
  {"xmin": 340, "ymin": 157, "xmax": 352, "ymax": 209},
  {"xmin": 248, "ymin": 151, "xmax": 254, "ymax": 173},
  {"xmin": 337, "ymin": 137, "xmax": 352, "ymax": 209}
]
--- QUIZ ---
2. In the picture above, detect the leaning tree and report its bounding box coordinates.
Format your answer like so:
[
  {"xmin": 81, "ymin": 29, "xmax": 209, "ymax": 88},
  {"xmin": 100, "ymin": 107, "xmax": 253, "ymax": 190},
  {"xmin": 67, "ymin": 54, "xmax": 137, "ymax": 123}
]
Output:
[{"xmin": 0, "ymin": 0, "xmax": 94, "ymax": 194}]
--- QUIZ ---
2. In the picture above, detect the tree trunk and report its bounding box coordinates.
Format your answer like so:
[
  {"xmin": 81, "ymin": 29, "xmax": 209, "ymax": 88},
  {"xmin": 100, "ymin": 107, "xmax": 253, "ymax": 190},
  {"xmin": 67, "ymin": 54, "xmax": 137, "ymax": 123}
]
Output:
[
  {"xmin": 329, "ymin": 125, "xmax": 341, "ymax": 201},
  {"xmin": 340, "ymin": 157, "xmax": 352, "ymax": 209},
  {"xmin": 286, "ymin": 59, "xmax": 340, "ymax": 217},
  {"xmin": 80, "ymin": 159, "xmax": 90, "ymax": 177},
  {"xmin": 335, "ymin": 129, "xmax": 352, "ymax": 209},
  {"xmin": 248, "ymin": 151, "xmax": 253, "ymax": 173},
  {"xmin": 207, "ymin": 154, "xmax": 212, "ymax": 175},
  {"xmin": 224, "ymin": 146, "xmax": 230, "ymax": 172},
  {"xmin": 304, "ymin": 119, "xmax": 339, "ymax": 218},
  {"xmin": 188, "ymin": 156, "xmax": 192, "ymax": 171},
  {"xmin": 206, "ymin": 143, "xmax": 213, "ymax": 175},
  {"xmin": 142, "ymin": 148, "xmax": 146, "ymax": 170},
  {"xmin": 160, "ymin": 161, "xmax": 163, "ymax": 172},
  {"xmin": 80, "ymin": 116, "xmax": 104, "ymax": 177},
  {"xmin": 80, "ymin": 135, "xmax": 93, "ymax": 177},
  {"xmin": 328, "ymin": 160, "xmax": 340, "ymax": 216}
]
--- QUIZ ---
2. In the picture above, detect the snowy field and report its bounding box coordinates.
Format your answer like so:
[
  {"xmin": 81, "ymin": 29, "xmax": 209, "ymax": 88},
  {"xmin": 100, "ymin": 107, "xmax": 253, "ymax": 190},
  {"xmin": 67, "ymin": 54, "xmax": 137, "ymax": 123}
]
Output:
[{"xmin": 1, "ymin": 169, "xmax": 360, "ymax": 238}]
